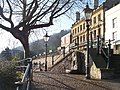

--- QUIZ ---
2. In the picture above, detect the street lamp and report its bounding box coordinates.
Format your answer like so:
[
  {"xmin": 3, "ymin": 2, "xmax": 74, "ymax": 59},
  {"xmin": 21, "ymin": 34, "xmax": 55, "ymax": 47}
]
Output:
[
  {"xmin": 84, "ymin": 4, "xmax": 92, "ymax": 79},
  {"xmin": 43, "ymin": 32, "xmax": 50, "ymax": 71}
]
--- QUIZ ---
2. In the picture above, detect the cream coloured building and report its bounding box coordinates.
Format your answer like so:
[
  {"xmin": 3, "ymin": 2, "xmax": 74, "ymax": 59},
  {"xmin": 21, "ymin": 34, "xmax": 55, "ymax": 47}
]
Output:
[{"xmin": 71, "ymin": 4, "xmax": 105, "ymax": 51}]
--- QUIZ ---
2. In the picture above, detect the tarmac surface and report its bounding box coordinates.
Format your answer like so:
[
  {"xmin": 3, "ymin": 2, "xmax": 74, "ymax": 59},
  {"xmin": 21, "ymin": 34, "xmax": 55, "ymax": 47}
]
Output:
[{"xmin": 31, "ymin": 71, "xmax": 120, "ymax": 90}]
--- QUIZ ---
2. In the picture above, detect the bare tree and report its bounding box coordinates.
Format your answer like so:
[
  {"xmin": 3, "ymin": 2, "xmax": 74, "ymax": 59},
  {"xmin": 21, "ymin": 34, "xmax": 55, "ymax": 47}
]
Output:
[{"xmin": 0, "ymin": 0, "xmax": 74, "ymax": 58}]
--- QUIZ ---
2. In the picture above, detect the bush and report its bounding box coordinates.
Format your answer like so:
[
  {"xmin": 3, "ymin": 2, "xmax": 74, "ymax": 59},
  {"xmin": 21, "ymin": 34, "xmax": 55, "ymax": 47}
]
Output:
[{"xmin": 0, "ymin": 61, "xmax": 17, "ymax": 90}]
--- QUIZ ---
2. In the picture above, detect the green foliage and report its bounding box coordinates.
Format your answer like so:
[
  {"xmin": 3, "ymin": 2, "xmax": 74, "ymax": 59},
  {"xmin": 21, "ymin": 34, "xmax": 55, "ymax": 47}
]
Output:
[
  {"xmin": 0, "ymin": 61, "xmax": 17, "ymax": 90},
  {"xmin": 0, "ymin": 47, "xmax": 24, "ymax": 61},
  {"xmin": 0, "ymin": 47, "xmax": 12, "ymax": 61},
  {"xmin": 11, "ymin": 56, "xmax": 19, "ymax": 62}
]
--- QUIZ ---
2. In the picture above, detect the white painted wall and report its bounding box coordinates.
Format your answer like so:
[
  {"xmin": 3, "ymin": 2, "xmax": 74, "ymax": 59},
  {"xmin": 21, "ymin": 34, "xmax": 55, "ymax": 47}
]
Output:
[
  {"xmin": 105, "ymin": 3, "xmax": 120, "ymax": 46},
  {"xmin": 61, "ymin": 33, "xmax": 71, "ymax": 53}
]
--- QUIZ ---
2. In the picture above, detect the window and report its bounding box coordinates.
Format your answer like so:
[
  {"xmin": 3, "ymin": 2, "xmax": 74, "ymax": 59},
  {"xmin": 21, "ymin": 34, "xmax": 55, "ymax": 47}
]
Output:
[
  {"xmin": 77, "ymin": 36, "xmax": 79, "ymax": 44},
  {"xmin": 72, "ymin": 30, "xmax": 74, "ymax": 35},
  {"xmin": 75, "ymin": 28, "xmax": 76, "ymax": 34},
  {"xmin": 115, "ymin": 45, "xmax": 118, "ymax": 50},
  {"xmin": 98, "ymin": 28, "xmax": 101, "ymax": 37},
  {"xmin": 94, "ymin": 30, "xmax": 96, "ymax": 40},
  {"xmin": 90, "ymin": 32, "xmax": 92, "ymax": 40},
  {"xmin": 112, "ymin": 31, "xmax": 117, "ymax": 40},
  {"xmin": 78, "ymin": 27, "xmax": 79, "ymax": 32},
  {"xmin": 83, "ymin": 35, "xmax": 85, "ymax": 42},
  {"xmin": 93, "ymin": 17, "xmax": 96, "ymax": 24},
  {"xmin": 80, "ymin": 36, "xmax": 82, "ymax": 43},
  {"xmin": 73, "ymin": 61, "xmax": 75, "ymax": 66},
  {"xmin": 80, "ymin": 25, "xmax": 82, "ymax": 31},
  {"xmin": 112, "ymin": 18, "xmax": 117, "ymax": 28},
  {"xmin": 98, "ymin": 14, "xmax": 101, "ymax": 21},
  {"xmin": 83, "ymin": 23, "xmax": 85, "ymax": 30}
]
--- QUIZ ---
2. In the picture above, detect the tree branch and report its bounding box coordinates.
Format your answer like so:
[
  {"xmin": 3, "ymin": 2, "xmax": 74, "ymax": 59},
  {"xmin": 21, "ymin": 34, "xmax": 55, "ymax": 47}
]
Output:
[
  {"xmin": 53, "ymin": 3, "xmax": 74, "ymax": 18},
  {"xmin": 29, "ymin": 0, "xmax": 58, "ymax": 25},
  {"xmin": 29, "ymin": 16, "xmax": 53, "ymax": 29},
  {"xmin": 26, "ymin": 0, "xmax": 35, "ymax": 17},
  {"xmin": 52, "ymin": 0, "xmax": 71, "ymax": 16},
  {"xmin": 6, "ymin": 0, "xmax": 14, "ymax": 28},
  {"xmin": 0, "ymin": 24, "xmax": 11, "ymax": 32},
  {"xmin": 26, "ymin": 0, "xmax": 38, "ymax": 23},
  {"xmin": 51, "ymin": 0, "xmax": 60, "ymax": 16},
  {"xmin": 0, "ymin": 6, "xmax": 14, "ymax": 28}
]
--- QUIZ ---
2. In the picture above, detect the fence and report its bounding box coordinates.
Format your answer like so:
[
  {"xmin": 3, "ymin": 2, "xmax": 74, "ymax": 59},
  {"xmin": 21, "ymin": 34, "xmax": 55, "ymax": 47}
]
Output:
[{"xmin": 15, "ymin": 58, "xmax": 32, "ymax": 90}]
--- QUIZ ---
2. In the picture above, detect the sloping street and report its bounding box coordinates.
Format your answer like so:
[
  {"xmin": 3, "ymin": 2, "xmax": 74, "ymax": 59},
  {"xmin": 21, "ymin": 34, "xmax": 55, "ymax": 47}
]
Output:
[{"xmin": 32, "ymin": 71, "xmax": 120, "ymax": 90}]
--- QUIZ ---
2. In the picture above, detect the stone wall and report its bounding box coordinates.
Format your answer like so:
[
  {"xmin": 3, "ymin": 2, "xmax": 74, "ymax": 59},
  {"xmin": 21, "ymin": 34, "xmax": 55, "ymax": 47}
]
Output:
[
  {"xmin": 90, "ymin": 62, "xmax": 101, "ymax": 79},
  {"xmin": 33, "ymin": 54, "xmax": 63, "ymax": 70}
]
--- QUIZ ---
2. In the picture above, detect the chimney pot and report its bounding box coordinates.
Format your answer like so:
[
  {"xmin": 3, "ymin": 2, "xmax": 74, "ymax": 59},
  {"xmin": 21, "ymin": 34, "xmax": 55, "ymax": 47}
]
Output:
[{"xmin": 76, "ymin": 12, "xmax": 80, "ymax": 21}]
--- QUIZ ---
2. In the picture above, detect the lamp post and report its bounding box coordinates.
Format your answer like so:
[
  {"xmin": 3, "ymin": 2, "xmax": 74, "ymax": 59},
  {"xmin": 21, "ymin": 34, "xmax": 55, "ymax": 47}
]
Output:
[
  {"xmin": 84, "ymin": 4, "xmax": 92, "ymax": 79},
  {"xmin": 43, "ymin": 32, "xmax": 50, "ymax": 71}
]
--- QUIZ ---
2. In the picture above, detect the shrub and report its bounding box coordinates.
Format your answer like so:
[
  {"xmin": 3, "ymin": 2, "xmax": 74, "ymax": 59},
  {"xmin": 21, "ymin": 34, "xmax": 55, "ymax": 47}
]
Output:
[{"xmin": 0, "ymin": 61, "xmax": 17, "ymax": 90}]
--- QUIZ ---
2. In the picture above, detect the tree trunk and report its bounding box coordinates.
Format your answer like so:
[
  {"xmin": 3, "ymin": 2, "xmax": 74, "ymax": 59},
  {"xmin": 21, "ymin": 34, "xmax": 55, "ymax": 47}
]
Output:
[
  {"xmin": 20, "ymin": 35, "xmax": 30, "ymax": 58},
  {"xmin": 11, "ymin": 28, "xmax": 30, "ymax": 59}
]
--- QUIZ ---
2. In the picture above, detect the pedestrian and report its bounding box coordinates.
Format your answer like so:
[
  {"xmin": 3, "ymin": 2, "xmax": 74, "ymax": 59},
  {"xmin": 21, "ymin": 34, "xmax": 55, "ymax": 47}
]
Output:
[{"xmin": 39, "ymin": 61, "xmax": 42, "ymax": 71}]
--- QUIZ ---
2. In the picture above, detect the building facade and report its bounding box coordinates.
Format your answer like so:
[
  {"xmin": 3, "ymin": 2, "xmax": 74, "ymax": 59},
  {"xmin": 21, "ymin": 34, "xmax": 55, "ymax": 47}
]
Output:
[
  {"xmin": 71, "ymin": 4, "xmax": 105, "ymax": 51},
  {"xmin": 61, "ymin": 33, "xmax": 71, "ymax": 53},
  {"xmin": 105, "ymin": 3, "xmax": 120, "ymax": 54}
]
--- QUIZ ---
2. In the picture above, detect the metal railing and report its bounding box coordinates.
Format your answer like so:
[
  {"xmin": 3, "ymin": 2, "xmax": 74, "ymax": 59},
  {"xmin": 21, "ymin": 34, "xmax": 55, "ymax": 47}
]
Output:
[
  {"xmin": 53, "ymin": 43, "xmax": 72, "ymax": 64},
  {"xmin": 97, "ymin": 36, "xmax": 111, "ymax": 69},
  {"xmin": 15, "ymin": 58, "xmax": 33, "ymax": 90}
]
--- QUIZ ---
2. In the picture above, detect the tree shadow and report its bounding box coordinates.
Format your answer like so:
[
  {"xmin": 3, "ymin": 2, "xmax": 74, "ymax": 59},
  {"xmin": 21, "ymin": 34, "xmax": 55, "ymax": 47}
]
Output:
[{"xmin": 32, "ymin": 73, "xmax": 75, "ymax": 90}]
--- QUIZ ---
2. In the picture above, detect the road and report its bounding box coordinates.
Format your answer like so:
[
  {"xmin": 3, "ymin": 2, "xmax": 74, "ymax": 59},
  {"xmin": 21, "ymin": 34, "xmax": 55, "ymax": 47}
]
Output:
[{"xmin": 31, "ymin": 71, "xmax": 120, "ymax": 90}]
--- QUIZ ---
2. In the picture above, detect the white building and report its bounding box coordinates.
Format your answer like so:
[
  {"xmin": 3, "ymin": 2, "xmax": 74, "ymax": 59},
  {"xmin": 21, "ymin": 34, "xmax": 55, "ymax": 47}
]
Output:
[
  {"xmin": 61, "ymin": 33, "xmax": 71, "ymax": 53},
  {"xmin": 105, "ymin": 3, "xmax": 120, "ymax": 54}
]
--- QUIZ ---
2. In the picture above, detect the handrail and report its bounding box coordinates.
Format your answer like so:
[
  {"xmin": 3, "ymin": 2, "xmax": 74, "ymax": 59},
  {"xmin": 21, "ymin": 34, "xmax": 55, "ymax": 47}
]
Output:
[
  {"xmin": 101, "ymin": 48, "xmax": 109, "ymax": 59},
  {"xmin": 50, "ymin": 51, "xmax": 73, "ymax": 70},
  {"xmin": 53, "ymin": 53, "xmax": 63, "ymax": 63},
  {"xmin": 97, "ymin": 37, "xmax": 108, "ymax": 58},
  {"xmin": 15, "ymin": 58, "xmax": 32, "ymax": 90},
  {"xmin": 98, "ymin": 37, "xmax": 110, "ymax": 69},
  {"xmin": 53, "ymin": 43, "xmax": 73, "ymax": 64}
]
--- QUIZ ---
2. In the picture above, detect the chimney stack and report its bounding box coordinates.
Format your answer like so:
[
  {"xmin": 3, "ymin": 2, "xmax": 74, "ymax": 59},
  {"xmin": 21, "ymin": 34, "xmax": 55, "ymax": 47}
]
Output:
[
  {"xmin": 76, "ymin": 12, "xmax": 80, "ymax": 21},
  {"xmin": 94, "ymin": 0, "xmax": 99, "ymax": 9}
]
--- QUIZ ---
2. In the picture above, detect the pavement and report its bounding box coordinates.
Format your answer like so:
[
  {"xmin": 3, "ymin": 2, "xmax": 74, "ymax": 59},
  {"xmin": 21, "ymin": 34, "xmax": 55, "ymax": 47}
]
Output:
[{"xmin": 31, "ymin": 71, "xmax": 120, "ymax": 90}]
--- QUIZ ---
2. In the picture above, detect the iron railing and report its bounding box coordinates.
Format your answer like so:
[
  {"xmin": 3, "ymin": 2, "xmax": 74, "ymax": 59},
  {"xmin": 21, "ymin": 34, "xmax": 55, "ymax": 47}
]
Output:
[
  {"xmin": 15, "ymin": 58, "xmax": 32, "ymax": 90},
  {"xmin": 53, "ymin": 43, "xmax": 72, "ymax": 64}
]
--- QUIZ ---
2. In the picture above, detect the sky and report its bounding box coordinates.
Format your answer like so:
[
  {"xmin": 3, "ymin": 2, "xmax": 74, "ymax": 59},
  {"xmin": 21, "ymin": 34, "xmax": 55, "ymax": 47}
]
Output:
[
  {"xmin": 0, "ymin": 0, "xmax": 105, "ymax": 52},
  {"xmin": 0, "ymin": 13, "xmax": 74, "ymax": 52}
]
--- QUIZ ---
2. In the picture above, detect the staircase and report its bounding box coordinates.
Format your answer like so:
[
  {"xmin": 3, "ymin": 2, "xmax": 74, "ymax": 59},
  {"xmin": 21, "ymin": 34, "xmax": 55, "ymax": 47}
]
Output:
[
  {"xmin": 50, "ymin": 51, "xmax": 73, "ymax": 73},
  {"xmin": 110, "ymin": 54, "xmax": 120, "ymax": 77},
  {"xmin": 89, "ymin": 47, "xmax": 120, "ymax": 79}
]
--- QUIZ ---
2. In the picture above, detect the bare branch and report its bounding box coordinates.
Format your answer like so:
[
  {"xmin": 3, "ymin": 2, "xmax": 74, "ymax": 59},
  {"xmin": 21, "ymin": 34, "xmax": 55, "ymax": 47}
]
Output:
[
  {"xmin": 52, "ymin": 0, "xmax": 71, "ymax": 16},
  {"xmin": 0, "ymin": 9, "xmax": 14, "ymax": 28},
  {"xmin": 0, "ymin": 24, "xmax": 10, "ymax": 31},
  {"xmin": 26, "ymin": 0, "xmax": 35, "ymax": 17},
  {"xmin": 51, "ymin": 0, "xmax": 60, "ymax": 16},
  {"xmin": 29, "ymin": 22, "xmax": 53, "ymax": 29},
  {"xmin": 53, "ymin": 3, "xmax": 74, "ymax": 18},
  {"xmin": 9, "ymin": 0, "xmax": 23, "ymax": 9},
  {"xmin": 6, "ymin": 0, "xmax": 14, "ymax": 27},
  {"xmin": 26, "ymin": 0, "xmax": 38, "ymax": 22}
]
